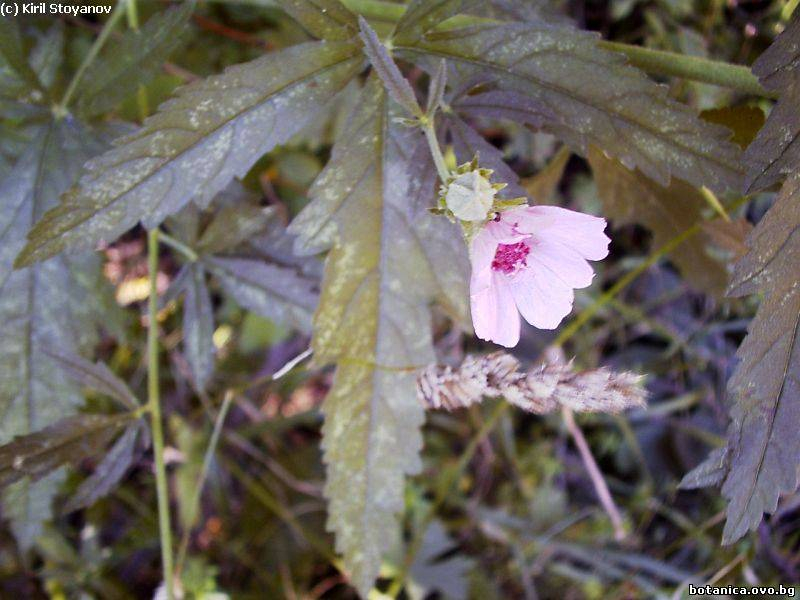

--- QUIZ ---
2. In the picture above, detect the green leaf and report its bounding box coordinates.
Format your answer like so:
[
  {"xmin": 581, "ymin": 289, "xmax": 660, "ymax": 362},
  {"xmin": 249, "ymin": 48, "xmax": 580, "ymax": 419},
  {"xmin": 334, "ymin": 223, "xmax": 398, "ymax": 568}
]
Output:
[
  {"xmin": 0, "ymin": 18, "xmax": 43, "ymax": 93},
  {"xmin": 195, "ymin": 196, "xmax": 273, "ymax": 255},
  {"xmin": 288, "ymin": 74, "xmax": 468, "ymax": 594},
  {"xmin": 63, "ymin": 423, "xmax": 142, "ymax": 514},
  {"xmin": 398, "ymin": 20, "xmax": 743, "ymax": 193},
  {"xmin": 75, "ymin": 2, "xmax": 194, "ymax": 117},
  {"xmin": 274, "ymin": 0, "xmax": 358, "ymax": 40},
  {"xmin": 182, "ymin": 264, "xmax": 216, "ymax": 391},
  {"xmin": 29, "ymin": 22, "xmax": 64, "ymax": 90},
  {"xmin": 587, "ymin": 146, "xmax": 728, "ymax": 296},
  {"xmin": 743, "ymin": 18, "xmax": 800, "ymax": 193},
  {"xmin": 16, "ymin": 40, "xmax": 363, "ymax": 266},
  {"xmin": 717, "ymin": 173, "xmax": 800, "ymax": 543},
  {"xmin": 203, "ymin": 255, "xmax": 317, "ymax": 333},
  {"xmin": 44, "ymin": 349, "xmax": 140, "ymax": 411},
  {"xmin": 393, "ymin": 0, "xmax": 464, "ymax": 45},
  {"xmin": 0, "ymin": 120, "xmax": 116, "ymax": 550},
  {"xmin": 0, "ymin": 413, "xmax": 133, "ymax": 489}
]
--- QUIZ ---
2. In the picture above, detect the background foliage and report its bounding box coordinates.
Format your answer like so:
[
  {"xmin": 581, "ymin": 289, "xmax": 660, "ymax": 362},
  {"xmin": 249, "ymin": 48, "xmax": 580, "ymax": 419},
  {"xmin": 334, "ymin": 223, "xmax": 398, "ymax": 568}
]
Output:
[{"xmin": 0, "ymin": 0, "xmax": 799, "ymax": 598}]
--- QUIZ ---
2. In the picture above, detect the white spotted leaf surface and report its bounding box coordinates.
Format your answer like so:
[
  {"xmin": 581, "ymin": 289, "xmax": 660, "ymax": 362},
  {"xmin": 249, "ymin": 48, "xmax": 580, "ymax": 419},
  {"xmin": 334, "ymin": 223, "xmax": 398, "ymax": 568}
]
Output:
[
  {"xmin": 16, "ymin": 40, "xmax": 363, "ymax": 266},
  {"xmin": 288, "ymin": 74, "xmax": 469, "ymax": 595}
]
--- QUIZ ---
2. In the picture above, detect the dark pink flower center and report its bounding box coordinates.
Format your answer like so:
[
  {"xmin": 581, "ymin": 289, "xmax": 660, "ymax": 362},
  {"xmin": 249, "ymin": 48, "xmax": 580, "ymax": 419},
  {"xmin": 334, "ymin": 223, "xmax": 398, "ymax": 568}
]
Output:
[{"xmin": 491, "ymin": 241, "xmax": 530, "ymax": 274}]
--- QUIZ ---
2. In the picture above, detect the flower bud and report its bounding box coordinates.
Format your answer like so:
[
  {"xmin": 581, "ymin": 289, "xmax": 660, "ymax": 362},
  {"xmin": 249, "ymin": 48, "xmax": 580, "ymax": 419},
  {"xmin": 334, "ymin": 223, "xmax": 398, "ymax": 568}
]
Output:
[{"xmin": 444, "ymin": 171, "xmax": 497, "ymax": 221}]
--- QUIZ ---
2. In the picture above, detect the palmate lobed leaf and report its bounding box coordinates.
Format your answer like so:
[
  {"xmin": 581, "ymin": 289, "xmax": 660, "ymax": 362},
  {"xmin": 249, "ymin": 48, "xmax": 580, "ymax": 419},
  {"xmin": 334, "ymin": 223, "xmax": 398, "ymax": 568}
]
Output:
[
  {"xmin": 62, "ymin": 422, "xmax": 143, "ymax": 514},
  {"xmin": 288, "ymin": 74, "xmax": 468, "ymax": 595},
  {"xmin": 682, "ymin": 18, "xmax": 800, "ymax": 544},
  {"xmin": 75, "ymin": 1, "xmax": 194, "ymax": 118},
  {"xmin": 43, "ymin": 349, "xmax": 140, "ymax": 411},
  {"xmin": 0, "ymin": 413, "xmax": 134, "ymax": 489},
  {"xmin": 163, "ymin": 195, "xmax": 320, "ymax": 386},
  {"xmin": 716, "ymin": 173, "xmax": 800, "ymax": 543},
  {"xmin": 15, "ymin": 40, "xmax": 363, "ymax": 267},
  {"xmin": 0, "ymin": 119, "xmax": 118, "ymax": 550},
  {"xmin": 587, "ymin": 147, "xmax": 729, "ymax": 296},
  {"xmin": 396, "ymin": 18, "xmax": 743, "ymax": 194}
]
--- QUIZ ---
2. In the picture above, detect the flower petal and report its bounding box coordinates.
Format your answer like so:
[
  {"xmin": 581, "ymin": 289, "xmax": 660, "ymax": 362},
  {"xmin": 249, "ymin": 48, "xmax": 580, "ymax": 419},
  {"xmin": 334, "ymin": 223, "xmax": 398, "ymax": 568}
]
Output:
[
  {"xmin": 471, "ymin": 273, "xmax": 520, "ymax": 347},
  {"xmin": 508, "ymin": 267, "xmax": 574, "ymax": 330},
  {"xmin": 486, "ymin": 216, "xmax": 529, "ymax": 245},
  {"xmin": 469, "ymin": 225, "xmax": 499, "ymax": 291},
  {"xmin": 523, "ymin": 206, "xmax": 610, "ymax": 261},
  {"xmin": 527, "ymin": 238, "xmax": 595, "ymax": 289}
]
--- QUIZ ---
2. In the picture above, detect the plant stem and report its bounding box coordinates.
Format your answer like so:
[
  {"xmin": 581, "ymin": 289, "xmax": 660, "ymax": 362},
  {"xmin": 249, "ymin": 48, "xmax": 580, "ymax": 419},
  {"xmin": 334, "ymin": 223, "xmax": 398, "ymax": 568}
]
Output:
[
  {"xmin": 132, "ymin": 2, "xmax": 173, "ymax": 592},
  {"xmin": 175, "ymin": 391, "xmax": 234, "ymax": 577},
  {"xmin": 340, "ymin": 0, "xmax": 771, "ymax": 98},
  {"xmin": 599, "ymin": 42, "xmax": 772, "ymax": 98},
  {"xmin": 56, "ymin": 0, "xmax": 128, "ymax": 114},
  {"xmin": 421, "ymin": 118, "xmax": 450, "ymax": 182},
  {"xmin": 147, "ymin": 228, "xmax": 175, "ymax": 600},
  {"xmin": 159, "ymin": 230, "xmax": 199, "ymax": 262},
  {"xmin": 562, "ymin": 407, "xmax": 627, "ymax": 541}
]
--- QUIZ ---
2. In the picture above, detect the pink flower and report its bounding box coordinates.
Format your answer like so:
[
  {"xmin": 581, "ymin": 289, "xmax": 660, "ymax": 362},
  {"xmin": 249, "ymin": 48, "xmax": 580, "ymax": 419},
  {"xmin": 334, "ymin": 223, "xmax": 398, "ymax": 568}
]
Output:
[{"xmin": 470, "ymin": 205, "xmax": 610, "ymax": 347}]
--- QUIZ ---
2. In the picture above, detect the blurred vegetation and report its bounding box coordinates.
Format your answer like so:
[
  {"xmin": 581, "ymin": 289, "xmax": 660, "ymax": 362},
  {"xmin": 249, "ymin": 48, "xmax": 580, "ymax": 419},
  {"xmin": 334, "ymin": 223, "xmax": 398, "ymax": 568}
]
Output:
[{"xmin": 1, "ymin": 1, "xmax": 798, "ymax": 598}]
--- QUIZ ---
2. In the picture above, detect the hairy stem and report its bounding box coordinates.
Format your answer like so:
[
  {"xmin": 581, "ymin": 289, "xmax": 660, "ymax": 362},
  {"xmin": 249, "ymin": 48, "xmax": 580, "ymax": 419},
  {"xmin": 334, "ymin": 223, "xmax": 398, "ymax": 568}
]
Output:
[
  {"xmin": 421, "ymin": 118, "xmax": 450, "ymax": 182},
  {"xmin": 340, "ymin": 0, "xmax": 771, "ymax": 98},
  {"xmin": 147, "ymin": 228, "xmax": 175, "ymax": 600},
  {"xmin": 56, "ymin": 0, "xmax": 127, "ymax": 113}
]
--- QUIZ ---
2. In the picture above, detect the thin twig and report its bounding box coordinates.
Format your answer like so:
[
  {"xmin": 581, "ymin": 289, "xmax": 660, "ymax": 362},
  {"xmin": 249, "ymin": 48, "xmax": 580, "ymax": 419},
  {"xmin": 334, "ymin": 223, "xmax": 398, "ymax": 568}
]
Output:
[
  {"xmin": 174, "ymin": 391, "xmax": 234, "ymax": 577},
  {"xmin": 562, "ymin": 408, "xmax": 627, "ymax": 541}
]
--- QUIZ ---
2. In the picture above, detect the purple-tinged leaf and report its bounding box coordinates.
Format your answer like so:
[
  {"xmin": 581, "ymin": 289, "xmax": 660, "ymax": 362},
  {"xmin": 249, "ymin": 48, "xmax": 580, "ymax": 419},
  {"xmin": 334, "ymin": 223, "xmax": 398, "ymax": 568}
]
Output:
[
  {"xmin": 426, "ymin": 59, "xmax": 447, "ymax": 114},
  {"xmin": 63, "ymin": 423, "xmax": 142, "ymax": 513},
  {"xmin": 358, "ymin": 17, "xmax": 422, "ymax": 117},
  {"xmin": 445, "ymin": 114, "xmax": 527, "ymax": 199},
  {"xmin": 398, "ymin": 21, "xmax": 743, "ymax": 193},
  {"xmin": 454, "ymin": 89, "xmax": 553, "ymax": 130},
  {"xmin": 44, "ymin": 349, "xmax": 140, "ymax": 411},
  {"xmin": 182, "ymin": 264, "xmax": 215, "ymax": 391},
  {"xmin": 743, "ymin": 17, "xmax": 800, "ymax": 192},
  {"xmin": 203, "ymin": 256, "xmax": 317, "ymax": 333},
  {"xmin": 0, "ymin": 119, "xmax": 119, "ymax": 550},
  {"xmin": 680, "ymin": 446, "xmax": 730, "ymax": 490},
  {"xmin": 717, "ymin": 173, "xmax": 800, "ymax": 543}
]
